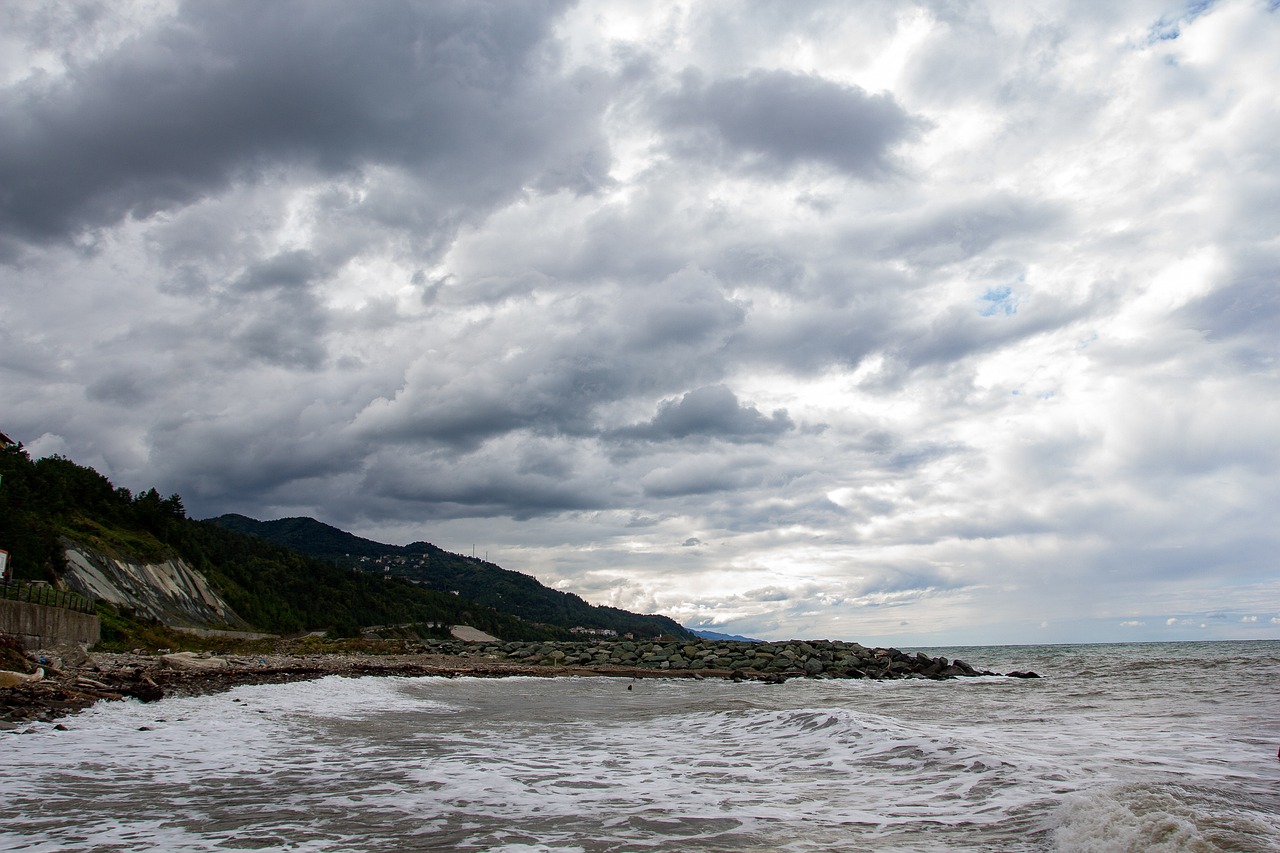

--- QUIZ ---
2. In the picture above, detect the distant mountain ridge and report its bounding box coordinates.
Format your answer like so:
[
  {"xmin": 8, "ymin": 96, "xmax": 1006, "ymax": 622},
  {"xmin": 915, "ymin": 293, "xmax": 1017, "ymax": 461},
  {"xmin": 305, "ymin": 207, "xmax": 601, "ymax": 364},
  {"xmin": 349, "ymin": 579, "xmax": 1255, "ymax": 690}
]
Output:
[
  {"xmin": 209, "ymin": 514, "xmax": 692, "ymax": 640},
  {"xmin": 688, "ymin": 628, "xmax": 762, "ymax": 643},
  {"xmin": 212, "ymin": 514, "xmax": 391, "ymax": 558}
]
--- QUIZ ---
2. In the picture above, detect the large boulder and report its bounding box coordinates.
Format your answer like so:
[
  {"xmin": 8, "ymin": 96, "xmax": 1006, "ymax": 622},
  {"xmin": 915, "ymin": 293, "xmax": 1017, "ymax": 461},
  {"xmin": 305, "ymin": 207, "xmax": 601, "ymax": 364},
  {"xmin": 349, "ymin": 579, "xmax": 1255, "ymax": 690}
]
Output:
[
  {"xmin": 160, "ymin": 652, "xmax": 228, "ymax": 671},
  {"xmin": 449, "ymin": 625, "xmax": 501, "ymax": 643}
]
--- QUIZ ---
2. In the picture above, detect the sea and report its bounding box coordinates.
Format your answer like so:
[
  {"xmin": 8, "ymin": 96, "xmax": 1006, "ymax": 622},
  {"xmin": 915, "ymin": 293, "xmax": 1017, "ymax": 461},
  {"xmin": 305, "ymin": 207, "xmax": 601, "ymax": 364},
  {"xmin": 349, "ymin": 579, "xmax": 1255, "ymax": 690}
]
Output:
[{"xmin": 3, "ymin": 640, "xmax": 1278, "ymax": 852}]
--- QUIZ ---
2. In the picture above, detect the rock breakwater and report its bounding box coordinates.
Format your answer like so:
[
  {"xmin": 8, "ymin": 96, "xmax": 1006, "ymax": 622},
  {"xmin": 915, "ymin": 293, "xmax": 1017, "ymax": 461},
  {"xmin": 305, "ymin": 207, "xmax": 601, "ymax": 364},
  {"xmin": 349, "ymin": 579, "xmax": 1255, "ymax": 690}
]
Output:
[{"xmin": 408, "ymin": 637, "xmax": 1000, "ymax": 680}]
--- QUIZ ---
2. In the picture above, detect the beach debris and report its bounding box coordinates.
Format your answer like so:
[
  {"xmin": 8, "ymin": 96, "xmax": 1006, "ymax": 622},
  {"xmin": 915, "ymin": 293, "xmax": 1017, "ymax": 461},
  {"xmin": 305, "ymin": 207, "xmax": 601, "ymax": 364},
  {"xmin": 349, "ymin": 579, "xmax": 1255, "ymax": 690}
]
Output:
[
  {"xmin": 124, "ymin": 675, "xmax": 164, "ymax": 703},
  {"xmin": 0, "ymin": 668, "xmax": 44, "ymax": 688}
]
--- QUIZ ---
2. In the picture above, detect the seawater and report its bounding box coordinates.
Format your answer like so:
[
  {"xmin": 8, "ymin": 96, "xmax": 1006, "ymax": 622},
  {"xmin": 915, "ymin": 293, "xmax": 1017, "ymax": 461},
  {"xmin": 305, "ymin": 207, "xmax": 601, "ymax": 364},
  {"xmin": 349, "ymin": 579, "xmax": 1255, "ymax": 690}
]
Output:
[{"xmin": 3, "ymin": 640, "xmax": 1278, "ymax": 852}]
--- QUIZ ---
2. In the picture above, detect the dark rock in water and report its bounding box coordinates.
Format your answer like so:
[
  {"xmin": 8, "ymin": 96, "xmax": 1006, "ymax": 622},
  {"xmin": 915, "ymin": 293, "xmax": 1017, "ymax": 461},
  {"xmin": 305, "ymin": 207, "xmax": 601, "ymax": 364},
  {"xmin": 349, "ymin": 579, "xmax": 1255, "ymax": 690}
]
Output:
[
  {"xmin": 1006, "ymin": 671, "xmax": 1041, "ymax": 679},
  {"xmin": 125, "ymin": 680, "xmax": 164, "ymax": 703}
]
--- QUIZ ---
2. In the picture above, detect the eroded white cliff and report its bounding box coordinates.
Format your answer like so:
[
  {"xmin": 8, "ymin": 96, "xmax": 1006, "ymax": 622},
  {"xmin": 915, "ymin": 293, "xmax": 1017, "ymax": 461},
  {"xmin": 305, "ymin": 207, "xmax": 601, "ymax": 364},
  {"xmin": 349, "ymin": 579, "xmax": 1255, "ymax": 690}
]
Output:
[{"xmin": 60, "ymin": 541, "xmax": 249, "ymax": 630}]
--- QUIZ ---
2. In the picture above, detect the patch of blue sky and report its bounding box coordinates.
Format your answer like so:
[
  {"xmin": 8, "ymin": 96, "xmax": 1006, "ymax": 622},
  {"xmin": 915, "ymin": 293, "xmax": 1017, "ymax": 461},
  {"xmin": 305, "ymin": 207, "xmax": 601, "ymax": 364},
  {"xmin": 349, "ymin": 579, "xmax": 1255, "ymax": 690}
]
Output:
[
  {"xmin": 1184, "ymin": 0, "xmax": 1217, "ymax": 18},
  {"xmin": 978, "ymin": 285, "xmax": 1017, "ymax": 317},
  {"xmin": 1146, "ymin": 0, "xmax": 1219, "ymax": 43}
]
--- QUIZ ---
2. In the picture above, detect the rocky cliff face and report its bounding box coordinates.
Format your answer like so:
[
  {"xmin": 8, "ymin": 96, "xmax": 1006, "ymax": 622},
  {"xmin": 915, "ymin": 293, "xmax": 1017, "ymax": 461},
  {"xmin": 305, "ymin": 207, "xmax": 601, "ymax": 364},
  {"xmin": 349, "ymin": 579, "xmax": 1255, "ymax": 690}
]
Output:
[{"xmin": 59, "ymin": 540, "xmax": 249, "ymax": 630}]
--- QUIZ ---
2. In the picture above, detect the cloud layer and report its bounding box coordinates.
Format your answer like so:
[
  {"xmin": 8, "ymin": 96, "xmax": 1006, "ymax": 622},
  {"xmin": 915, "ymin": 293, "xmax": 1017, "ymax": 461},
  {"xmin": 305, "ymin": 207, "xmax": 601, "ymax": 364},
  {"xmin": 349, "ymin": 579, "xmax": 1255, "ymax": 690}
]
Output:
[{"xmin": 4, "ymin": 0, "xmax": 1279, "ymax": 644}]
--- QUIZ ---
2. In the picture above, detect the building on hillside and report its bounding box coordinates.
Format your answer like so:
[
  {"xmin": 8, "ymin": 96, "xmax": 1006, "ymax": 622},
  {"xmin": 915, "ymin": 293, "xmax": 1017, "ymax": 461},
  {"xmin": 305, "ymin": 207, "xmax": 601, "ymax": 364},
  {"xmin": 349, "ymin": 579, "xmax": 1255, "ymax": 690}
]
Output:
[{"xmin": 570, "ymin": 626, "xmax": 618, "ymax": 638}]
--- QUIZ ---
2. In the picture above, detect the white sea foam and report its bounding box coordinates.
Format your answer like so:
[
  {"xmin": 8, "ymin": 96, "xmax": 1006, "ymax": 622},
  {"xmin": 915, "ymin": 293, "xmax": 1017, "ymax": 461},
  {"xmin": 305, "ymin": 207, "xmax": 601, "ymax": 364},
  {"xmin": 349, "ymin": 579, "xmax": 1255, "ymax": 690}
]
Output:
[{"xmin": 1053, "ymin": 782, "xmax": 1280, "ymax": 853}]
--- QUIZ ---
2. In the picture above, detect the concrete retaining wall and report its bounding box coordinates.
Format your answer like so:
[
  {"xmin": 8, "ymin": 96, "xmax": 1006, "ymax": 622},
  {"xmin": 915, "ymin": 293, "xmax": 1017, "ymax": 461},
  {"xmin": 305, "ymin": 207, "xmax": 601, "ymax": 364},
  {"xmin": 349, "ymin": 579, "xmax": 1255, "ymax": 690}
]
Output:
[{"xmin": 0, "ymin": 599, "xmax": 100, "ymax": 650}]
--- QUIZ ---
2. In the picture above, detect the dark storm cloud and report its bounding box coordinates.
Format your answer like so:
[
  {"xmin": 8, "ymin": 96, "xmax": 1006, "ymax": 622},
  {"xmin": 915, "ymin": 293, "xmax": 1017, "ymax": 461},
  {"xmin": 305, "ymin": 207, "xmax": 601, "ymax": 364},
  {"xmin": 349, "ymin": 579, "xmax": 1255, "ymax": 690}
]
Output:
[
  {"xmin": 217, "ymin": 250, "xmax": 334, "ymax": 369},
  {"xmin": 361, "ymin": 386, "xmax": 530, "ymax": 451},
  {"xmin": 234, "ymin": 250, "xmax": 323, "ymax": 293},
  {"xmin": 354, "ymin": 268, "xmax": 746, "ymax": 450},
  {"xmin": 351, "ymin": 331, "xmax": 657, "ymax": 451},
  {"xmin": 725, "ymin": 291, "xmax": 905, "ymax": 374},
  {"xmin": 84, "ymin": 374, "xmax": 150, "ymax": 406},
  {"xmin": 711, "ymin": 245, "xmax": 806, "ymax": 291},
  {"xmin": 617, "ymin": 271, "xmax": 746, "ymax": 349},
  {"xmin": 614, "ymin": 385, "xmax": 794, "ymax": 443},
  {"xmin": 233, "ymin": 298, "xmax": 329, "ymax": 369},
  {"xmin": 359, "ymin": 446, "xmax": 614, "ymax": 520},
  {"xmin": 147, "ymin": 416, "xmax": 365, "ymax": 503},
  {"xmin": 659, "ymin": 69, "xmax": 923, "ymax": 176},
  {"xmin": 640, "ymin": 456, "xmax": 769, "ymax": 499},
  {"xmin": 0, "ymin": 0, "xmax": 590, "ymax": 244}
]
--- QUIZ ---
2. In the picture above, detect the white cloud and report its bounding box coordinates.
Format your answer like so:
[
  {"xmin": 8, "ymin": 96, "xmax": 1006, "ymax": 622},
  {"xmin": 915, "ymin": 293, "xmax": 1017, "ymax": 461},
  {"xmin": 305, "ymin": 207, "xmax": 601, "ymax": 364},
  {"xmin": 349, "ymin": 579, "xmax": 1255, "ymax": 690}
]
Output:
[{"xmin": 3, "ymin": 0, "xmax": 1279, "ymax": 644}]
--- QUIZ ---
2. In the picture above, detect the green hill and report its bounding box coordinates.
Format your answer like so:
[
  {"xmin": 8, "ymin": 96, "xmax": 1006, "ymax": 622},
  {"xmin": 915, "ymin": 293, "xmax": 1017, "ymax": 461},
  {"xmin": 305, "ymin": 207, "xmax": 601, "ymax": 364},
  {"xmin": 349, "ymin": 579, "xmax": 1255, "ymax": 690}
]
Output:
[
  {"xmin": 210, "ymin": 514, "xmax": 692, "ymax": 640},
  {"xmin": 0, "ymin": 442, "xmax": 565, "ymax": 641}
]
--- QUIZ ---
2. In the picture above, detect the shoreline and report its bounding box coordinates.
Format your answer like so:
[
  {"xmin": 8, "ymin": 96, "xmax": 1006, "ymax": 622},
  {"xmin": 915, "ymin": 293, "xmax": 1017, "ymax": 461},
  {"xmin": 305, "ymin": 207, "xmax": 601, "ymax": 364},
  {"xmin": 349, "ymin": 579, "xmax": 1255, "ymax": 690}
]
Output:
[
  {"xmin": 2, "ymin": 637, "xmax": 1023, "ymax": 729},
  {"xmin": 1, "ymin": 652, "xmax": 774, "ymax": 728}
]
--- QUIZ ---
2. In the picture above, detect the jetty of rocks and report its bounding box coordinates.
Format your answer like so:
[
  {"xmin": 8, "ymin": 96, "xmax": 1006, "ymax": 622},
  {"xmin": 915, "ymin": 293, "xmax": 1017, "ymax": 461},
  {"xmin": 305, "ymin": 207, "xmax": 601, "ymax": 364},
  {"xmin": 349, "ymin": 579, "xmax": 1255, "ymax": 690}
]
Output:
[{"xmin": 401, "ymin": 637, "xmax": 1000, "ymax": 680}]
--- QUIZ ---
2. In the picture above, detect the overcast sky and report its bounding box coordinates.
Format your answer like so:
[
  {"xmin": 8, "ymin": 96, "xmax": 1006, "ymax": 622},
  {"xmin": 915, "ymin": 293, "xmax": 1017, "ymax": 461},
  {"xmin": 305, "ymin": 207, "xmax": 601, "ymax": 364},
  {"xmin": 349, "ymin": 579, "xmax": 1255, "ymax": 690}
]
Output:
[{"xmin": 4, "ymin": 0, "xmax": 1278, "ymax": 645}]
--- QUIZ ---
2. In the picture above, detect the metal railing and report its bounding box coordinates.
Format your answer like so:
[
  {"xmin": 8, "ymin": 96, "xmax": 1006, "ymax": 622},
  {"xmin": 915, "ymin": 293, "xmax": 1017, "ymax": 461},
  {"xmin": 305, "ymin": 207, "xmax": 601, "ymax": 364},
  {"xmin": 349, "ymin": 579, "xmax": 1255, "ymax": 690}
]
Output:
[{"xmin": 0, "ymin": 580, "xmax": 97, "ymax": 614}]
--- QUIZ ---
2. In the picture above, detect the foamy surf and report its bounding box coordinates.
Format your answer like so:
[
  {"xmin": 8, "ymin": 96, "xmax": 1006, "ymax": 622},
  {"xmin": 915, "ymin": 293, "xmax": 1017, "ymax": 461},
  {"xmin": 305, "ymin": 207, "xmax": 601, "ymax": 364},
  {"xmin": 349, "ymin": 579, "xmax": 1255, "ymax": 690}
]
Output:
[{"xmin": 1054, "ymin": 782, "xmax": 1280, "ymax": 853}]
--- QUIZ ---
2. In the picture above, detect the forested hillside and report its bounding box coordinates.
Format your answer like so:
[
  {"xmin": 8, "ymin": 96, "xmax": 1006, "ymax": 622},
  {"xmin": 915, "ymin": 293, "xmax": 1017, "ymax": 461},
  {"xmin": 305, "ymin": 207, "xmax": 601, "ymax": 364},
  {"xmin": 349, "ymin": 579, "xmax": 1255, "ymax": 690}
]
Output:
[
  {"xmin": 0, "ymin": 442, "xmax": 186, "ymax": 580},
  {"xmin": 0, "ymin": 441, "xmax": 564, "ymax": 640},
  {"xmin": 212, "ymin": 514, "xmax": 693, "ymax": 640}
]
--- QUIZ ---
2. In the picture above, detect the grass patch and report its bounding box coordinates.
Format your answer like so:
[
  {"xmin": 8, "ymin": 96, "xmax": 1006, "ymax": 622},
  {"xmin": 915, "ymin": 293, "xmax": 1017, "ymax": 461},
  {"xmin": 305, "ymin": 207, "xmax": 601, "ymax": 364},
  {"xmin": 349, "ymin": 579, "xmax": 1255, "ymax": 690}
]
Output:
[
  {"xmin": 59, "ymin": 516, "xmax": 171, "ymax": 565},
  {"xmin": 94, "ymin": 604, "xmax": 217, "ymax": 653}
]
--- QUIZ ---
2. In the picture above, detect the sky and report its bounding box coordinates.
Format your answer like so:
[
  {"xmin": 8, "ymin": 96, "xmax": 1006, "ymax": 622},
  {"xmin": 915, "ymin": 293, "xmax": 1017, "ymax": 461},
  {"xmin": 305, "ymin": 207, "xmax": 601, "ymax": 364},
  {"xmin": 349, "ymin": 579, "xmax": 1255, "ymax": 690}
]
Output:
[{"xmin": 3, "ymin": 0, "xmax": 1278, "ymax": 646}]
